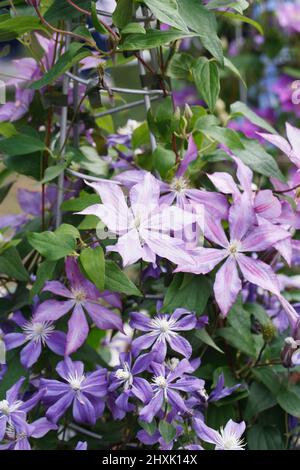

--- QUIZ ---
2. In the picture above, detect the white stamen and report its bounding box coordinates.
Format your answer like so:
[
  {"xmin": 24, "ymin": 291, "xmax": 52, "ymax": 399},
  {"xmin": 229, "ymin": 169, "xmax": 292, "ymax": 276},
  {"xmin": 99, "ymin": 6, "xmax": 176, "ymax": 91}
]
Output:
[
  {"xmin": 22, "ymin": 320, "xmax": 55, "ymax": 344},
  {"xmin": 150, "ymin": 316, "xmax": 176, "ymax": 335},
  {"xmin": 115, "ymin": 362, "xmax": 133, "ymax": 389},
  {"xmin": 67, "ymin": 371, "xmax": 85, "ymax": 391},
  {"xmin": 228, "ymin": 240, "xmax": 240, "ymax": 257},
  {"xmin": 153, "ymin": 375, "xmax": 168, "ymax": 389},
  {"xmin": 71, "ymin": 288, "xmax": 87, "ymax": 304},
  {"xmin": 170, "ymin": 176, "xmax": 190, "ymax": 193},
  {"xmin": 219, "ymin": 428, "xmax": 245, "ymax": 450},
  {"xmin": 0, "ymin": 399, "xmax": 22, "ymax": 415}
]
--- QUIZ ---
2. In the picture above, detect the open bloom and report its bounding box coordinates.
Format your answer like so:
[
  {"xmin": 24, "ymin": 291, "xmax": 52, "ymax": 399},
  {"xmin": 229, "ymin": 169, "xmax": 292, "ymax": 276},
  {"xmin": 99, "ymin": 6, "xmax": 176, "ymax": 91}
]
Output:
[
  {"xmin": 40, "ymin": 358, "xmax": 107, "ymax": 425},
  {"xmin": 108, "ymin": 352, "xmax": 153, "ymax": 411},
  {"xmin": 130, "ymin": 308, "xmax": 197, "ymax": 361},
  {"xmin": 177, "ymin": 194, "xmax": 296, "ymax": 322},
  {"xmin": 78, "ymin": 172, "xmax": 198, "ymax": 267},
  {"xmin": 139, "ymin": 359, "xmax": 204, "ymax": 423},
  {"xmin": 0, "ymin": 377, "xmax": 44, "ymax": 441},
  {"xmin": 5, "ymin": 311, "xmax": 66, "ymax": 369},
  {"xmin": 193, "ymin": 418, "xmax": 246, "ymax": 450},
  {"xmin": 34, "ymin": 257, "xmax": 123, "ymax": 355},
  {"xmin": 0, "ymin": 418, "xmax": 56, "ymax": 451}
]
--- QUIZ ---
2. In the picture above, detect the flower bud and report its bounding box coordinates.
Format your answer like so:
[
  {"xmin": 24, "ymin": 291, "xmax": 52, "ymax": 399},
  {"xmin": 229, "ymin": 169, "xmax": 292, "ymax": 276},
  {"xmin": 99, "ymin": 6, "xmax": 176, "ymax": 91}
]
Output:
[{"xmin": 261, "ymin": 322, "xmax": 276, "ymax": 343}]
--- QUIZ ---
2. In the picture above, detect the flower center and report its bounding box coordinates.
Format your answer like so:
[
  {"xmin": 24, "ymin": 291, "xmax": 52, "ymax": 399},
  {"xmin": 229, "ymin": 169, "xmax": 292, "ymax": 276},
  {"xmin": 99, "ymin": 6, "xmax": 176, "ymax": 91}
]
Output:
[
  {"xmin": 220, "ymin": 428, "xmax": 245, "ymax": 450},
  {"xmin": 0, "ymin": 399, "xmax": 10, "ymax": 415},
  {"xmin": 22, "ymin": 320, "xmax": 55, "ymax": 344},
  {"xmin": 170, "ymin": 176, "xmax": 190, "ymax": 193},
  {"xmin": 153, "ymin": 375, "xmax": 168, "ymax": 389},
  {"xmin": 116, "ymin": 369, "xmax": 131, "ymax": 381},
  {"xmin": 228, "ymin": 241, "xmax": 240, "ymax": 256},
  {"xmin": 151, "ymin": 316, "xmax": 173, "ymax": 334},
  {"xmin": 67, "ymin": 372, "xmax": 85, "ymax": 391},
  {"xmin": 71, "ymin": 288, "xmax": 87, "ymax": 303}
]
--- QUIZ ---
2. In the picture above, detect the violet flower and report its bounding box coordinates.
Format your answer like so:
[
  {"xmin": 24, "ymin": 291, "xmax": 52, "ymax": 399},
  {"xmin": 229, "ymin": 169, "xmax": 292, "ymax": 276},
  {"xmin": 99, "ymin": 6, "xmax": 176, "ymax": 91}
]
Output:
[
  {"xmin": 258, "ymin": 122, "xmax": 300, "ymax": 169},
  {"xmin": 75, "ymin": 441, "xmax": 88, "ymax": 450},
  {"xmin": 34, "ymin": 257, "xmax": 123, "ymax": 355},
  {"xmin": 0, "ymin": 377, "xmax": 44, "ymax": 441},
  {"xmin": 108, "ymin": 352, "xmax": 153, "ymax": 411},
  {"xmin": 5, "ymin": 310, "xmax": 66, "ymax": 369},
  {"xmin": 0, "ymin": 89, "xmax": 32, "ymax": 122},
  {"xmin": 40, "ymin": 357, "xmax": 107, "ymax": 425},
  {"xmin": 177, "ymin": 194, "xmax": 297, "ymax": 322},
  {"xmin": 0, "ymin": 418, "xmax": 57, "ymax": 451},
  {"xmin": 193, "ymin": 418, "xmax": 246, "ymax": 450},
  {"xmin": 79, "ymin": 173, "xmax": 198, "ymax": 267},
  {"xmin": 129, "ymin": 308, "xmax": 197, "ymax": 361},
  {"xmin": 139, "ymin": 359, "xmax": 204, "ymax": 423}
]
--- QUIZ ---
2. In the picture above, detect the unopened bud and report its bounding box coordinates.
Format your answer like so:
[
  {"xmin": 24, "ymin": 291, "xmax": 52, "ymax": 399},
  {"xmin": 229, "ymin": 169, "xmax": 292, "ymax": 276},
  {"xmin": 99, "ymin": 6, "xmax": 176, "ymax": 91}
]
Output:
[
  {"xmin": 184, "ymin": 103, "xmax": 193, "ymax": 120},
  {"xmin": 261, "ymin": 322, "xmax": 276, "ymax": 343}
]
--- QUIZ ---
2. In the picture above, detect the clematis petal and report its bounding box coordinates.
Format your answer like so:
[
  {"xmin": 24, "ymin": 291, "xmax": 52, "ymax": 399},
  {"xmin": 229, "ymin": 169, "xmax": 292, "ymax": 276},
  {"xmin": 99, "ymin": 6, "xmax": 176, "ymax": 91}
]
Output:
[
  {"xmin": 65, "ymin": 305, "xmax": 89, "ymax": 356},
  {"xmin": 240, "ymin": 223, "xmax": 290, "ymax": 252},
  {"xmin": 214, "ymin": 257, "xmax": 242, "ymax": 316},
  {"xmin": 46, "ymin": 392, "xmax": 74, "ymax": 423},
  {"xmin": 107, "ymin": 229, "xmax": 144, "ymax": 267},
  {"xmin": 85, "ymin": 302, "xmax": 123, "ymax": 332},
  {"xmin": 229, "ymin": 192, "xmax": 255, "ymax": 242},
  {"xmin": 207, "ymin": 171, "xmax": 239, "ymax": 196},
  {"xmin": 34, "ymin": 299, "xmax": 75, "ymax": 322},
  {"xmin": 232, "ymin": 156, "xmax": 253, "ymax": 195},
  {"xmin": 139, "ymin": 390, "xmax": 164, "ymax": 423},
  {"xmin": 236, "ymin": 254, "xmax": 280, "ymax": 295},
  {"xmin": 20, "ymin": 340, "xmax": 42, "ymax": 368},
  {"xmin": 205, "ymin": 216, "xmax": 228, "ymax": 248},
  {"xmin": 167, "ymin": 334, "xmax": 192, "ymax": 358},
  {"xmin": 254, "ymin": 190, "xmax": 281, "ymax": 220},
  {"xmin": 193, "ymin": 418, "xmax": 221, "ymax": 446},
  {"xmin": 42, "ymin": 281, "xmax": 73, "ymax": 298}
]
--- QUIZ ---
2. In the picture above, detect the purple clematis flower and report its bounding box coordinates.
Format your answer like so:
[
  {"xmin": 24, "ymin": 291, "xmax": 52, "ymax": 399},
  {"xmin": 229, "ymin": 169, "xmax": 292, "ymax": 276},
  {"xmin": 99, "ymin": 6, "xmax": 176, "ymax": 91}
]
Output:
[
  {"xmin": 4, "ymin": 310, "xmax": 66, "ymax": 369},
  {"xmin": 177, "ymin": 193, "xmax": 297, "ymax": 323},
  {"xmin": 193, "ymin": 418, "xmax": 246, "ymax": 450},
  {"xmin": 258, "ymin": 123, "xmax": 300, "ymax": 170},
  {"xmin": 108, "ymin": 352, "xmax": 153, "ymax": 411},
  {"xmin": 0, "ymin": 377, "xmax": 44, "ymax": 441},
  {"xmin": 129, "ymin": 308, "xmax": 197, "ymax": 361},
  {"xmin": 139, "ymin": 359, "xmax": 204, "ymax": 423},
  {"xmin": 0, "ymin": 417, "xmax": 57, "ymax": 451},
  {"xmin": 40, "ymin": 357, "xmax": 107, "ymax": 425},
  {"xmin": 34, "ymin": 257, "xmax": 123, "ymax": 355},
  {"xmin": 79, "ymin": 173, "xmax": 198, "ymax": 267},
  {"xmin": 209, "ymin": 374, "xmax": 241, "ymax": 403},
  {"xmin": 0, "ymin": 89, "xmax": 33, "ymax": 122}
]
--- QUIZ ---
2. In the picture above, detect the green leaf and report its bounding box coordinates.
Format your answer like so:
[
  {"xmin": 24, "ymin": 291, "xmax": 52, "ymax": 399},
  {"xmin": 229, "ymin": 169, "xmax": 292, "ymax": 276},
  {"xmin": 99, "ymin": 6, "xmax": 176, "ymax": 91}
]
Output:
[
  {"xmin": 197, "ymin": 124, "xmax": 244, "ymax": 150},
  {"xmin": 30, "ymin": 260, "xmax": 57, "ymax": 301},
  {"xmin": 122, "ymin": 22, "xmax": 146, "ymax": 34},
  {"xmin": 31, "ymin": 42, "xmax": 90, "ymax": 89},
  {"xmin": 112, "ymin": 0, "xmax": 133, "ymax": 29},
  {"xmin": 235, "ymin": 138, "xmax": 285, "ymax": 181},
  {"xmin": 45, "ymin": 0, "xmax": 91, "ymax": 22},
  {"xmin": 119, "ymin": 29, "xmax": 197, "ymax": 51},
  {"xmin": 252, "ymin": 367, "xmax": 282, "ymax": 396},
  {"xmin": 218, "ymin": 11, "xmax": 263, "ymax": 35},
  {"xmin": 0, "ymin": 247, "xmax": 28, "ymax": 282},
  {"xmin": 276, "ymin": 388, "xmax": 300, "ymax": 417},
  {"xmin": 41, "ymin": 163, "xmax": 65, "ymax": 184},
  {"xmin": 230, "ymin": 101, "xmax": 276, "ymax": 134},
  {"xmin": 195, "ymin": 328, "xmax": 224, "ymax": 354},
  {"xmin": 27, "ymin": 231, "xmax": 76, "ymax": 261},
  {"xmin": 91, "ymin": 1, "xmax": 108, "ymax": 34},
  {"xmin": 0, "ymin": 134, "xmax": 45, "ymax": 155},
  {"xmin": 0, "ymin": 16, "xmax": 47, "ymax": 41},
  {"xmin": 177, "ymin": 0, "xmax": 224, "ymax": 64},
  {"xmin": 0, "ymin": 122, "xmax": 18, "ymax": 138},
  {"xmin": 244, "ymin": 382, "xmax": 277, "ymax": 420},
  {"xmin": 167, "ymin": 52, "xmax": 195, "ymax": 80},
  {"xmin": 144, "ymin": 0, "xmax": 188, "ymax": 32},
  {"xmin": 193, "ymin": 58, "xmax": 220, "ymax": 112},
  {"xmin": 247, "ymin": 425, "xmax": 284, "ymax": 450},
  {"xmin": 244, "ymin": 303, "xmax": 271, "ymax": 327},
  {"xmin": 56, "ymin": 223, "xmax": 80, "ymax": 240},
  {"xmin": 153, "ymin": 146, "xmax": 176, "ymax": 179},
  {"xmin": 162, "ymin": 273, "xmax": 211, "ymax": 315},
  {"xmin": 80, "ymin": 246, "xmax": 105, "ymax": 292},
  {"xmin": 61, "ymin": 192, "xmax": 100, "ymax": 211},
  {"xmin": 105, "ymin": 260, "xmax": 142, "ymax": 296},
  {"xmin": 224, "ymin": 57, "xmax": 246, "ymax": 87},
  {"xmin": 207, "ymin": 0, "xmax": 249, "ymax": 14},
  {"xmin": 158, "ymin": 421, "xmax": 176, "ymax": 444}
]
